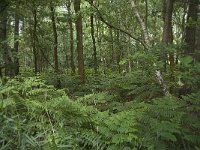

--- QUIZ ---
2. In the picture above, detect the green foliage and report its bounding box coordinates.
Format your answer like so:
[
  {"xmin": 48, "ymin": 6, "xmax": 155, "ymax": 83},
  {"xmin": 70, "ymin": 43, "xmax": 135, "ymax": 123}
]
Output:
[
  {"xmin": 100, "ymin": 71, "xmax": 162, "ymax": 102},
  {"xmin": 181, "ymin": 91, "xmax": 200, "ymax": 149},
  {"xmin": 0, "ymin": 76, "xmax": 97, "ymax": 149},
  {"xmin": 0, "ymin": 76, "xmax": 200, "ymax": 149}
]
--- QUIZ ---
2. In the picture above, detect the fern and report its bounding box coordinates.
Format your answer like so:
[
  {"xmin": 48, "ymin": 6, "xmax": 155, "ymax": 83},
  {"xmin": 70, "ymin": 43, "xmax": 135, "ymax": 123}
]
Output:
[
  {"xmin": 0, "ymin": 77, "xmax": 98, "ymax": 149},
  {"xmin": 1, "ymin": 76, "xmax": 199, "ymax": 150},
  {"xmin": 181, "ymin": 91, "xmax": 200, "ymax": 149}
]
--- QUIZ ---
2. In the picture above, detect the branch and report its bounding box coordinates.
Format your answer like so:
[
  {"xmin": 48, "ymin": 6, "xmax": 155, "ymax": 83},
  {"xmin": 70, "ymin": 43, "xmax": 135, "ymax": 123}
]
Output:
[
  {"xmin": 86, "ymin": 0, "xmax": 148, "ymax": 49},
  {"xmin": 131, "ymin": 0, "xmax": 150, "ymax": 47},
  {"xmin": 86, "ymin": 0, "xmax": 170, "ymax": 96}
]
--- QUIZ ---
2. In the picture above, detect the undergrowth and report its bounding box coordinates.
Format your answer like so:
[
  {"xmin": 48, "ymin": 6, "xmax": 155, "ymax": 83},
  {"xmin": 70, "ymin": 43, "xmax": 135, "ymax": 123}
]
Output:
[{"xmin": 0, "ymin": 76, "xmax": 199, "ymax": 149}]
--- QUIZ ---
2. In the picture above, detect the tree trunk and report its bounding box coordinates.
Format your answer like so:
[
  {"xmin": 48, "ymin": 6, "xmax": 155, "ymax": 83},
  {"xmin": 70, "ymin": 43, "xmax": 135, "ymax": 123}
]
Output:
[
  {"xmin": 162, "ymin": 0, "xmax": 173, "ymax": 44},
  {"xmin": 50, "ymin": 3, "xmax": 61, "ymax": 88},
  {"xmin": 0, "ymin": 1, "xmax": 13, "ymax": 77},
  {"xmin": 116, "ymin": 31, "xmax": 121, "ymax": 74},
  {"xmin": 50, "ymin": 5, "xmax": 59, "ymax": 73},
  {"xmin": 145, "ymin": 0, "xmax": 148, "ymax": 29},
  {"xmin": 90, "ymin": 0, "xmax": 98, "ymax": 75},
  {"xmin": 131, "ymin": 0, "xmax": 170, "ymax": 96},
  {"xmin": 196, "ymin": 26, "xmax": 200, "ymax": 62},
  {"xmin": 32, "ymin": 8, "xmax": 38, "ymax": 74},
  {"xmin": 14, "ymin": 0, "xmax": 20, "ymax": 75},
  {"xmin": 162, "ymin": 0, "xmax": 174, "ymax": 71},
  {"xmin": 67, "ymin": 1, "xmax": 76, "ymax": 75},
  {"xmin": 74, "ymin": 0, "xmax": 85, "ymax": 83},
  {"xmin": 184, "ymin": 0, "xmax": 198, "ymax": 60},
  {"xmin": 131, "ymin": 1, "xmax": 150, "ymax": 47},
  {"xmin": 62, "ymin": 32, "xmax": 69, "ymax": 73},
  {"xmin": 109, "ymin": 28, "xmax": 114, "ymax": 69}
]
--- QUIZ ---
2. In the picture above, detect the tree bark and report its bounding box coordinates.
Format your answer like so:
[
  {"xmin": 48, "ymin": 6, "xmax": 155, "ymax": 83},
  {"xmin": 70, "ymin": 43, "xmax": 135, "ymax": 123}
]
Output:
[
  {"xmin": 131, "ymin": 0, "xmax": 170, "ymax": 96},
  {"xmin": 50, "ymin": 2, "xmax": 61, "ymax": 88},
  {"xmin": 145, "ymin": 0, "xmax": 148, "ymax": 32},
  {"xmin": 32, "ymin": 8, "xmax": 38, "ymax": 74},
  {"xmin": 131, "ymin": 1, "xmax": 150, "ymax": 47},
  {"xmin": 50, "ymin": 5, "xmax": 59, "ymax": 74},
  {"xmin": 116, "ymin": 30, "xmax": 122, "ymax": 74},
  {"xmin": 162, "ymin": 0, "xmax": 174, "ymax": 71},
  {"xmin": 67, "ymin": 1, "xmax": 76, "ymax": 75},
  {"xmin": 90, "ymin": 0, "xmax": 98, "ymax": 75},
  {"xmin": 196, "ymin": 26, "xmax": 200, "ymax": 62},
  {"xmin": 109, "ymin": 28, "xmax": 114, "ymax": 68},
  {"xmin": 74, "ymin": 0, "xmax": 85, "ymax": 83},
  {"xmin": 0, "ymin": 1, "xmax": 13, "ymax": 77},
  {"xmin": 14, "ymin": 0, "xmax": 20, "ymax": 75},
  {"xmin": 184, "ymin": 0, "xmax": 198, "ymax": 60}
]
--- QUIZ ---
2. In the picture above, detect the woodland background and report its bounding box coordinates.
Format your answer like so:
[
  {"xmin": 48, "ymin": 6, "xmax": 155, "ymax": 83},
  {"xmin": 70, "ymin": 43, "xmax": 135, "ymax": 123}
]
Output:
[{"xmin": 0, "ymin": 0, "xmax": 200, "ymax": 149}]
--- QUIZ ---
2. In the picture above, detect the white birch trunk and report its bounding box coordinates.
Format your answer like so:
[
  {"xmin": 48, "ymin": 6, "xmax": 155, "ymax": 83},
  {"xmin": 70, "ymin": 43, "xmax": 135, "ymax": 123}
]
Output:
[{"xmin": 131, "ymin": 0, "xmax": 170, "ymax": 96}]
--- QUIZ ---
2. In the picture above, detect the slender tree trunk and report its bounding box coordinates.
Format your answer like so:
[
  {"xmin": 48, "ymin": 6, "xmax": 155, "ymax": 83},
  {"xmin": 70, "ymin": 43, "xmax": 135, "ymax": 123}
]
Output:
[
  {"xmin": 116, "ymin": 31, "xmax": 121, "ymax": 73},
  {"xmin": 184, "ymin": 0, "xmax": 198, "ymax": 60},
  {"xmin": 50, "ymin": 3, "xmax": 61, "ymax": 88},
  {"xmin": 67, "ymin": 1, "xmax": 76, "ymax": 75},
  {"xmin": 32, "ymin": 8, "xmax": 38, "ymax": 74},
  {"xmin": 162, "ymin": 0, "xmax": 174, "ymax": 71},
  {"xmin": 98, "ymin": 22, "xmax": 106, "ymax": 75},
  {"xmin": 109, "ymin": 28, "xmax": 114, "ymax": 69},
  {"xmin": 14, "ymin": 0, "xmax": 20, "ymax": 75},
  {"xmin": 131, "ymin": 1, "xmax": 149, "ymax": 47},
  {"xmin": 0, "ymin": 3, "xmax": 7, "ymax": 75},
  {"xmin": 145, "ymin": 0, "xmax": 148, "ymax": 31},
  {"xmin": 62, "ymin": 32, "xmax": 69, "ymax": 73},
  {"xmin": 179, "ymin": 0, "xmax": 199, "ymax": 96},
  {"xmin": 176, "ymin": 3, "xmax": 187, "ymax": 64},
  {"xmin": 50, "ymin": 5, "xmax": 59, "ymax": 73},
  {"xmin": 196, "ymin": 27, "xmax": 200, "ymax": 62},
  {"xmin": 90, "ymin": 0, "xmax": 98, "ymax": 75},
  {"xmin": 0, "ymin": 1, "xmax": 13, "ymax": 77},
  {"xmin": 131, "ymin": 0, "xmax": 170, "ymax": 96},
  {"xmin": 128, "ymin": 37, "xmax": 132, "ymax": 72},
  {"xmin": 74, "ymin": 0, "xmax": 85, "ymax": 83}
]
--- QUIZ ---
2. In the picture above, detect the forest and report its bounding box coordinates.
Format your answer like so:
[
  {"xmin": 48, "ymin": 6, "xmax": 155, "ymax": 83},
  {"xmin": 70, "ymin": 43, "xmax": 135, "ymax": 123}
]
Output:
[{"xmin": 0, "ymin": 0, "xmax": 200, "ymax": 149}]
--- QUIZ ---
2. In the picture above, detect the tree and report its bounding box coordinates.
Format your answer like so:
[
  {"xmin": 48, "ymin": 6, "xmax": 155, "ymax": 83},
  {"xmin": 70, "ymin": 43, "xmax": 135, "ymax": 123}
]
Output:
[
  {"xmin": 67, "ymin": 1, "xmax": 76, "ymax": 75},
  {"xmin": 184, "ymin": 0, "xmax": 199, "ymax": 60},
  {"xmin": 162, "ymin": 0, "xmax": 174, "ymax": 71},
  {"xmin": 14, "ymin": 0, "xmax": 20, "ymax": 75},
  {"xmin": 196, "ymin": 22, "xmax": 200, "ymax": 62},
  {"xmin": 50, "ymin": 1, "xmax": 61, "ymax": 88},
  {"xmin": 0, "ymin": 0, "xmax": 13, "ymax": 77},
  {"xmin": 131, "ymin": 0, "xmax": 170, "ymax": 96},
  {"xmin": 74, "ymin": 0, "xmax": 85, "ymax": 83},
  {"xmin": 90, "ymin": 0, "xmax": 98, "ymax": 75},
  {"xmin": 32, "ymin": 6, "xmax": 38, "ymax": 74},
  {"xmin": 50, "ymin": 3, "xmax": 59, "ymax": 73}
]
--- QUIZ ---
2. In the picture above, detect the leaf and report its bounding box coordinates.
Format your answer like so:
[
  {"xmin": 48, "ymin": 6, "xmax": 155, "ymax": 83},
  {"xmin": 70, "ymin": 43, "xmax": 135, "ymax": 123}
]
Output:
[
  {"xmin": 119, "ymin": 60, "xmax": 127, "ymax": 65},
  {"xmin": 180, "ymin": 56, "xmax": 193, "ymax": 65}
]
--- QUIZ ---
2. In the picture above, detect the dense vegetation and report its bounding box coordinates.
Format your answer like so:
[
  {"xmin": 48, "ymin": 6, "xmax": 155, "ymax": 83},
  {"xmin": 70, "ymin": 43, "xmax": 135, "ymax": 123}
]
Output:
[{"xmin": 0, "ymin": 0, "xmax": 200, "ymax": 149}]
